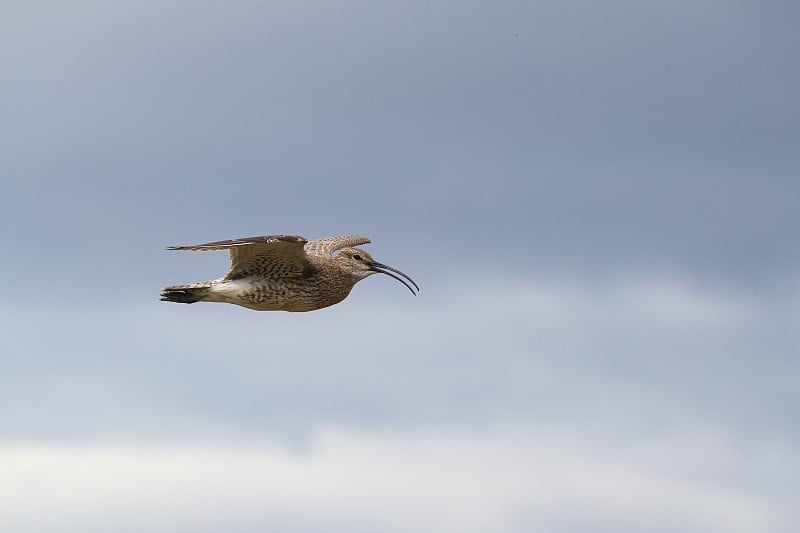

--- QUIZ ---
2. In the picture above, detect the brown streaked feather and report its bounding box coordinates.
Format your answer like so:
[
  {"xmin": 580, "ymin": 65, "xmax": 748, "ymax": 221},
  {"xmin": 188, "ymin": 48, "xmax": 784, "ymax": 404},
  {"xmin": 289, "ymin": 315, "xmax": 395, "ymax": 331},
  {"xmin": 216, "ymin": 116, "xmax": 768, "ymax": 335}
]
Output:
[
  {"xmin": 304, "ymin": 235, "xmax": 371, "ymax": 257},
  {"xmin": 167, "ymin": 234, "xmax": 313, "ymax": 280}
]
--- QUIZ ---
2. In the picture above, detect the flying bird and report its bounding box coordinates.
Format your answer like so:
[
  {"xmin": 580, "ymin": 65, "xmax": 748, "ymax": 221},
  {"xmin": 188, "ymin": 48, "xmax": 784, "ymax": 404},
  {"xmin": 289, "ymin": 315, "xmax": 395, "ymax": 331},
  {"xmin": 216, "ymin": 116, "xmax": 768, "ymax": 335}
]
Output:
[{"xmin": 160, "ymin": 234, "xmax": 418, "ymax": 312}]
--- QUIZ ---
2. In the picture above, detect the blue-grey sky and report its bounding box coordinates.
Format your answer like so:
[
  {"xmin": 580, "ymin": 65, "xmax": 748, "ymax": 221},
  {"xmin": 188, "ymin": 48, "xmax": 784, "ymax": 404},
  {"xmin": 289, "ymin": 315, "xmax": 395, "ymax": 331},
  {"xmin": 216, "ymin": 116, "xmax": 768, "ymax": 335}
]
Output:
[{"xmin": 2, "ymin": 1, "xmax": 799, "ymax": 532}]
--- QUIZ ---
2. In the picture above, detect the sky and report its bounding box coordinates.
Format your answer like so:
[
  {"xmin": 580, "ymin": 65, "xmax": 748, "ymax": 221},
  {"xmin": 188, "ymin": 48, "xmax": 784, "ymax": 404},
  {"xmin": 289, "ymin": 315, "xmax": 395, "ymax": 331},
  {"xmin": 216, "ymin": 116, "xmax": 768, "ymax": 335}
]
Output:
[{"xmin": 1, "ymin": 1, "xmax": 799, "ymax": 531}]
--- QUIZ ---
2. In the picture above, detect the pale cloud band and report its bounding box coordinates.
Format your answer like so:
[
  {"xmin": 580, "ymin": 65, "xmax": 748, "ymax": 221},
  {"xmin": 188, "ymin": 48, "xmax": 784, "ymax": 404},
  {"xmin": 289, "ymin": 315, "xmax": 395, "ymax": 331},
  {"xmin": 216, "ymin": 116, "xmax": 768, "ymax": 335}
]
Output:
[
  {"xmin": 2, "ymin": 424, "xmax": 796, "ymax": 532},
  {"xmin": 2, "ymin": 278, "xmax": 797, "ymax": 532}
]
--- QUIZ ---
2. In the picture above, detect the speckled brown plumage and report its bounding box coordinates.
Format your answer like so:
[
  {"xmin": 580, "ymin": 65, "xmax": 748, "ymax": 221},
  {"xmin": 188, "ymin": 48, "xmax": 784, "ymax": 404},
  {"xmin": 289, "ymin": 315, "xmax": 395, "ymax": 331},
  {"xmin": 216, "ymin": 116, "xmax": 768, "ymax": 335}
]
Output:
[{"xmin": 160, "ymin": 234, "xmax": 418, "ymax": 312}]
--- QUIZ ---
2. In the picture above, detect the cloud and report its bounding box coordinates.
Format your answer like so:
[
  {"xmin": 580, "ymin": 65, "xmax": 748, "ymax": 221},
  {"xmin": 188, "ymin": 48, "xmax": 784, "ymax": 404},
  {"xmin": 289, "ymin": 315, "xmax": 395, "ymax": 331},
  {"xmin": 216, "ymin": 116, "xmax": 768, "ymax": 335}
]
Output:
[
  {"xmin": 1, "ymin": 273, "xmax": 798, "ymax": 531},
  {"xmin": 2, "ymin": 424, "xmax": 797, "ymax": 533},
  {"xmin": 2, "ymin": 276, "xmax": 796, "ymax": 440}
]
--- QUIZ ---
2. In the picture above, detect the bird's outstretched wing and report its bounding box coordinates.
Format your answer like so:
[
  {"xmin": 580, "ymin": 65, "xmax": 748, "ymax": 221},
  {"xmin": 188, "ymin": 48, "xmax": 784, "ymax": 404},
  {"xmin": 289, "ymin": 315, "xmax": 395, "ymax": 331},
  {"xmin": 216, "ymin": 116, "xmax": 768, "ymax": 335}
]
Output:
[
  {"xmin": 167, "ymin": 234, "xmax": 313, "ymax": 280},
  {"xmin": 305, "ymin": 235, "xmax": 371, "ymax": 257}
]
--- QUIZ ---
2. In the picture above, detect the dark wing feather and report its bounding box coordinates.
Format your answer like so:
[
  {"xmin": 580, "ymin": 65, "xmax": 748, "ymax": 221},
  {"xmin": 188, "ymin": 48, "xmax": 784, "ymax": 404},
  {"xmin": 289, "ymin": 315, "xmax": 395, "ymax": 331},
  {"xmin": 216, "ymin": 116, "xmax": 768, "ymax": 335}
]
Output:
[
  {"xmin": 166, "ymin": 234, "xmax": 307, "ymax": 251},
  {"xmin": 167, "ymin": 234, "xmax": 314, "ymax": 279}
]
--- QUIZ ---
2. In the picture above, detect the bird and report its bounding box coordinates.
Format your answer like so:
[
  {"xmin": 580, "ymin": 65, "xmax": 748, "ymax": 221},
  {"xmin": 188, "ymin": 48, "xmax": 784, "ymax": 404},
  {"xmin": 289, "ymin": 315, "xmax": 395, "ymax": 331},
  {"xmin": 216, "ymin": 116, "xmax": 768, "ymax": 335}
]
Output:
[{"xmin": 160, "ymin": 234, "xmax": 419, "ymax": 312}]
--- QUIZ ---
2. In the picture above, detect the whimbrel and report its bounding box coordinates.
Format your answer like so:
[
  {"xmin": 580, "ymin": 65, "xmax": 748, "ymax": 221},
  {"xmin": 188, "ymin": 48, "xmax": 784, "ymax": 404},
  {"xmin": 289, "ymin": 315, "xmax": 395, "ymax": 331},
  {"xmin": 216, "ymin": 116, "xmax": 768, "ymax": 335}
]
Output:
[{"xmin": 160, "ymin": 234, "xmax": 418, "ymax": 311}]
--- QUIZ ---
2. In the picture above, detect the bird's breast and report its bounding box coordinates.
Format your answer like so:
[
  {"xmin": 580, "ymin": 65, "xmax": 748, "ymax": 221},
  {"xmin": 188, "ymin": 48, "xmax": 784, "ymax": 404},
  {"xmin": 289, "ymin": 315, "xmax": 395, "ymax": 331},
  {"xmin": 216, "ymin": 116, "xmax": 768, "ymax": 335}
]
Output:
[{"xmin": 216, "ymin": 275, "xmax": 354, "ymax": 312}]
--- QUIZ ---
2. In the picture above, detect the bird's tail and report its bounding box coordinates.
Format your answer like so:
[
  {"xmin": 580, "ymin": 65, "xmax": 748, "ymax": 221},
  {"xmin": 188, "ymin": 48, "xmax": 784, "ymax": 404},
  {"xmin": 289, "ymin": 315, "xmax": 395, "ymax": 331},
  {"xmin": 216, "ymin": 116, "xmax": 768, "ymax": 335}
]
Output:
[{"xmin": 160, "ymin": 281, "xmax": 214, "ymax": 304}]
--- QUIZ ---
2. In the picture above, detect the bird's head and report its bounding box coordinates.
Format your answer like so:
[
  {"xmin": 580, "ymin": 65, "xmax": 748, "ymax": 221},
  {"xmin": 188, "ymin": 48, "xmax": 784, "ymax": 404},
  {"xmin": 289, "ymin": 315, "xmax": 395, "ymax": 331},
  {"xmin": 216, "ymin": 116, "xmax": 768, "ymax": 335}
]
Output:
[{"xmin": 335, "ymin": 247, "xmax": 419, "ymax": 295}]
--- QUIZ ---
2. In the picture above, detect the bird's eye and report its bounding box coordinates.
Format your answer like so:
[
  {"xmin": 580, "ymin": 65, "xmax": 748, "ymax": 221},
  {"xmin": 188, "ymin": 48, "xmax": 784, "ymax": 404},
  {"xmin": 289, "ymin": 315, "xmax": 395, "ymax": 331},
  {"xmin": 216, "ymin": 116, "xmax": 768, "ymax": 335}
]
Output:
[{"xmin": 352, "ymin": 254, "xmax": 362, "ymax": 260}]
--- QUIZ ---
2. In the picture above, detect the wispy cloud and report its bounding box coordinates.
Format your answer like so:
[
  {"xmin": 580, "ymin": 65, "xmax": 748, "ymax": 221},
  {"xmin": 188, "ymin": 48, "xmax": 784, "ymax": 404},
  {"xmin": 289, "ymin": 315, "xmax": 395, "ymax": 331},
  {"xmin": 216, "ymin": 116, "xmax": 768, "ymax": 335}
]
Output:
[
  {"xmin": 2, "ymin": 276, "xmax": 797, "ymax": 530},
  {"xmin": 2, "ymin": 423, "xmax": 797, "ymax": 532},
  {"xmin": 2, "ymin": 276, "xmax": 795, "ymax": 441}
]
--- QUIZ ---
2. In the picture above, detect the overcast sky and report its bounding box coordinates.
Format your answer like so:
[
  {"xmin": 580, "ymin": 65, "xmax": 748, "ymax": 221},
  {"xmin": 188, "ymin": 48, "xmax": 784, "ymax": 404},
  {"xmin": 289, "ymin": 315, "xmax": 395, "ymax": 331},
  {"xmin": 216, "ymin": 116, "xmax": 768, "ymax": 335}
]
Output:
[{"xmin": 2, "ymin": 1, "xmax": 799, "ymax": 532}]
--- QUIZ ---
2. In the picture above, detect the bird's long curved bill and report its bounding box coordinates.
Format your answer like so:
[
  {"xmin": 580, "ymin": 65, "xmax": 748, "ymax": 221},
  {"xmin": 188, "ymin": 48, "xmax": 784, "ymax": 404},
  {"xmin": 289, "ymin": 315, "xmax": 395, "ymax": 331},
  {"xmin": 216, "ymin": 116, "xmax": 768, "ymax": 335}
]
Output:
[{"xmin": 369, "ymin": 261, "xmax": 419, "ymax": 295}]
